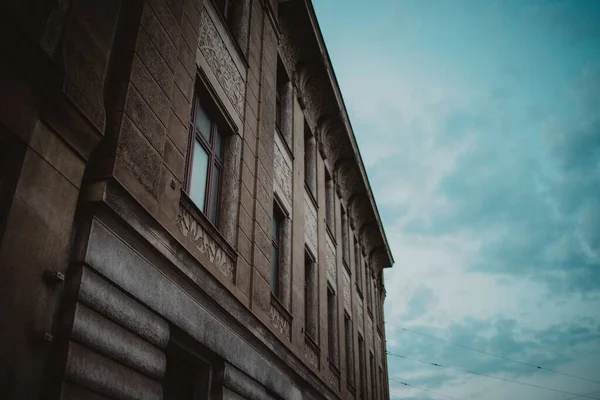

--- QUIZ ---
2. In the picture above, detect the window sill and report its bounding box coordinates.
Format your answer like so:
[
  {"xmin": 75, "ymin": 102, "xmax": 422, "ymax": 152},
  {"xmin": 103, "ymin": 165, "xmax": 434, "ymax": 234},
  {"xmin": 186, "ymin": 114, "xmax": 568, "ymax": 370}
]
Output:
[
  {"xmin": 326, "ymin": 225, "xmax": 336, "ymax": 246},
  {"xmin": 180, "ymin": 191, "xmax": 238, "ymax": 261},
  {"xmin": 342, "ymin": 259, "xmax": 351, "ymax": 275},
  {"xmin": 276, "ymin": 126, "xmax": 294, "ymax": 159},
  {"xmin": 304, "ymin": 182, "xmax": 318, "ymax": 209},
  {"xmin": 356, "ymin": 287, "xmax": 363, "ymax": 300},
  {"xmin": 304, "ymin": 333, "xmax": 320, "ymax": 353},
  {"xmin": 271, "ymin": 293, "xmax": 293, "ymax": 323}
]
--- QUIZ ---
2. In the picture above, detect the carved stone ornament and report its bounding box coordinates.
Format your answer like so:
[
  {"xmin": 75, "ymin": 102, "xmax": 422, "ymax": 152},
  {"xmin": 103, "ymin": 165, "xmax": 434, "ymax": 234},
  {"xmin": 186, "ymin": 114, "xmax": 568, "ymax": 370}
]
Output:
[
  {"xmin": 177, "ymin": 205, "xmax": 235, "ymax": 281},
  {"xmin": 304, "ymin": 191, "xmax": 318, "ymax": 253},
  {"xmin": 270, "ymin": 304, "xmax": 291, "ymax": 341},
  {"xmin": 199, "ymin": 7, "xmax": 245, "ymax": 116},
  {"xmin": 326, "ymin": 237, "xmax": 336, "ymax": 289},
  {"xmin": 357, "ymin": 298, "xmax": 364, "ymax": 333},
  {"xmin": 304, "ymin": 340, "xmax": 319, "ymax": 369},
  {"xmin": 328, "ymin": 366, "xmax": 340, "ymax": 390},
  {"xmin": 274, "ymin": 137, "xmax": 293, "ymax": 204},
  {"xmin": 343, "ymin": 269, "xmax": 351, "ymax": 312}
]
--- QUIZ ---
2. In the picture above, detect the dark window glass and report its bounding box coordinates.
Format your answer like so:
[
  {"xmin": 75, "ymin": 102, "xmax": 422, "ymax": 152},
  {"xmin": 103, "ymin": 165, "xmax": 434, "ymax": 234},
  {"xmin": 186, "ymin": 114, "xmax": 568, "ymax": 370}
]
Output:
[
  {"xmin": 325, "ymin": 170, "xmax": 335, "ymax": 234},
  {"xmin": 271, "ymin": 204, "xmax": 284, "ymax": 298},
  {"xmin": 162, "ymin": 347, "xmax": 210, "ymax": 400},
  {"xmin": 358, "ymin": 335, "xmax": 366, "ymax": 399},
  {"xmin": 188, "ymin": 97, "xmax": 224, "ymax": 225},
  {"xmin": 345, "ymin": 314, "xmax": 354, "ymax": 386},
  {"xmin": 304, "ymin": 251, "xmax": 317, "ymax": 340},
  {"xmin": 327, "ymin": 287, "xmax": 338, "ymax": 366},
  {"xmin": 355, "ymin": 240, "xmax": 363, "ymax": 294}
]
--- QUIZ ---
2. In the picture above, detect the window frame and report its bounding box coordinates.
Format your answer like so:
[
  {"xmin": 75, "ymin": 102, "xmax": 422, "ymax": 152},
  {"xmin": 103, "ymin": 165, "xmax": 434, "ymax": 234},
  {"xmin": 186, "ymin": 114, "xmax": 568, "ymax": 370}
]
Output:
[
  {"xmin": 271, "ymin": 201, "xmax": 286, "ymax": 299},
  {"xmin": 304, "ymin": 248, "xmax": 318, "ymax": 342}
]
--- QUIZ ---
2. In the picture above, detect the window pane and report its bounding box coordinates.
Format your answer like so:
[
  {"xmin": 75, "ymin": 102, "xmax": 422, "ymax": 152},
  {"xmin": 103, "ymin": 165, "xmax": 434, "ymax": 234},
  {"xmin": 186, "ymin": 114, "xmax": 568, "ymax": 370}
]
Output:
[
  {"xmin": 208, "ymin": 165, "xmax": 220, "ymax": 224},
  {"xmin": 214, "ymin": 130, "xmax": 223, "ymax": 161},
  {"xmin": 190, "ymin": 140, "xmax": 209, "ymax": 210},
  {"xmin": 195, "ymin": 102, "xmax": 212, "ymax": 142},
  {"xmin": 271, "ymin": 244, "xmax": 279, "ymax": 296}
]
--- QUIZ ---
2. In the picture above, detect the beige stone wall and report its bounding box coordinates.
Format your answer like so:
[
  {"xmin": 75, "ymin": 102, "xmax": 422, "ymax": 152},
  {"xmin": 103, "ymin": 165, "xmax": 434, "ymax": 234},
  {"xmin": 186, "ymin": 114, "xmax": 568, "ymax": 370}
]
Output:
[{"xmin": 0, "ymin": 0, "xmax": 392, "ymax": 398}]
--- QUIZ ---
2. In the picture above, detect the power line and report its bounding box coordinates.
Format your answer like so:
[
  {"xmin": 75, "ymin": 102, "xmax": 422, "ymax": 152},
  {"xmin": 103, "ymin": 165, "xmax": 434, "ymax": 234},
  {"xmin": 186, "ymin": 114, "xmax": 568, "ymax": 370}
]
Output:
[
  {"xmin": 563, "ymin": 389, "xmax": 600, "ymax": 400},
  {"xmin": 385, "ymin": 323, "xmax": 600, "ymax": 386},
  {"xmin": 389, "ymin": 378, "xmax": 463, "ymax": 400},
  {"xmin": 387, "ymin": 351, "xmax": 600, "ymax": 400}
]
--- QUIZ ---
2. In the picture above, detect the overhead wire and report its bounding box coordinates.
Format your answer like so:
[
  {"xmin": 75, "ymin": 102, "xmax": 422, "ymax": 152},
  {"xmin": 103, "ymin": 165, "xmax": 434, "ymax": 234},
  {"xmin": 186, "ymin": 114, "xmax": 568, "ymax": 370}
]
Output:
[
  {"xmin": 389, "ymin": 377, "xmax": 464, "ymax": 400},
  {"xmin": 387, "ymin": 351, "xmax": 600, "ymax": 400},
  {"xmin": 385, "ymin": 323, "xmax": 600, "ymax": 386}
]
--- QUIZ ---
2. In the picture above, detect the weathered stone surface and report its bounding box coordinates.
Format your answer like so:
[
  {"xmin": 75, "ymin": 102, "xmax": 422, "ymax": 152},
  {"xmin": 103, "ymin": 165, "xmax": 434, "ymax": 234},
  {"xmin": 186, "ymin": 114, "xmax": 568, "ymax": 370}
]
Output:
[
  {"xmin": 69, "ymin": 303, "xmax": 166, "ymax": 379},
  {"xmin": 116, "ymin": 116, "xmax": 162, "ymax": 197},
  {"xmin": 326, "ymin": 235, "xmax": 337, "ymax": 289},
  {"xmin": 344, "ymin": 269, "xmax": 352, "ymax": 313},
  {"xmin": 124, "ymin": 84, "xmax": 167, "ymax": 153},
  {"xmin": 273, "ymin": 134, "xmax": 292, "ymax": 205},
  {"xmin": 64, "ymin": 341, "xmax": 162, "ymax": 400},
  {"xmin": 75, "ymin": 267, "xmax": 170, "ymax": 348}
]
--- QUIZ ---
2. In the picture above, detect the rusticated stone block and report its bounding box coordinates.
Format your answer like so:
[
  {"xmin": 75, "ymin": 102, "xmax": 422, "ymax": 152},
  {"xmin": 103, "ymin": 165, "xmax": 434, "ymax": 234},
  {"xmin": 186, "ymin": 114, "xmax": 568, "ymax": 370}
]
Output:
[
  {"xmin": 252, "ymin": 273, "xmax": 270, "ymax": 314},
  {"xmin": 124, "ymin": 84, "xmax": 166, "ymax": 153},
  {"xmin": 141, "ymin": 5, "xmax": 178, "ymax": 71},
  {"xmin": 116, "ymin": 116, "xmax": 162, "ymax": 197}
]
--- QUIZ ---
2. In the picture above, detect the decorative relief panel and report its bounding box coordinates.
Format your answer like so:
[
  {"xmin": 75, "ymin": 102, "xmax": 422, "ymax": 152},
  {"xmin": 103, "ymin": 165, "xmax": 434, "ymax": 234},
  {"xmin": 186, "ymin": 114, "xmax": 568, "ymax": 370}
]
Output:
[
  {"xmin": 304, "ymin": 191, "xmax": 318, "ymax": 254},
  {"xmin": 178, "ymin": 205, "xmax": 235, "ymax": 281},
  {"xmin": 367, "ymin": 316, "xmax": 374, "ymax": 348},
  {"xmin": 199, "ymin": 7, "xmax": 245, "ymax": 116},
  {"xmin": 270, "ymin": 304, "xmax": 291, "ymax": 341},
  {"xmin": 304, "ymin": 340, "xmax": 319, "ymax": 369},
  {"xmin": 376, "ymin": 333, "xmax": 382, "ymax": 364},
  {"xmin": 274, "ymin": 135, "xmax": 293, "ymax": 205},
  {"xmin": 343, "ymin": 269, "xmax": 351, "ymax": 312},
  {"xmin": 357, "ymin": 298, "xmax": 364, "ymax": 333},
  {"xmin": 326, "ymin": 236, "xmax": 336, "ymax": 289},
  {"xmin": 328, "ymin": 366, "xmax": 340, "ymax": 391}
]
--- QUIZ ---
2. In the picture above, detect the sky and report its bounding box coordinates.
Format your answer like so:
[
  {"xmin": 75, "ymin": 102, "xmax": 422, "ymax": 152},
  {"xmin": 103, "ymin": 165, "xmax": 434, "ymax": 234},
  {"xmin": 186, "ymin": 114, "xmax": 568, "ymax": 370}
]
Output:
[{"xmin": 312, "ymin": 1, "xmax": 600, "ymax": 399}]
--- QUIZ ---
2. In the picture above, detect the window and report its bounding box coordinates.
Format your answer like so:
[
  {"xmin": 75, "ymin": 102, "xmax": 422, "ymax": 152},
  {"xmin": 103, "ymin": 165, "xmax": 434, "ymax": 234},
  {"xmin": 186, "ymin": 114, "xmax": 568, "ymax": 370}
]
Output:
[
  {"xmin": 327, "ymin": 286, "xmax": 338, "ymax": 366},
  {"xmin": 187, "ymin": 95, "xmax": 224, "ymax": 225},
  {"xmin": 379, "ymin": 366, "xmax": 384, "ymax": 400},
  {"xmin": 366, "ymin": 267, "xmax": 373, "ymax": 313},
  {"xmin": 370, "ymin": 352, "xmax": 376, "ymax": 400},
  {"xmin": 344, "ymin": 313, "xmax": 355, "ymax": 387},
  {"xmin": 325, "ymin": 169, "xmax": 335, "ymax": 235},
  {"xmin": 214, "ymin": 0, "xmax": 240, "ymax": 34},
  {"xmin": 0, "ymin": 131, "xmax": 25, "ymax": 240},
  {"xmin": 304, "ymin": 250, "xmax": 318, "ymax": 340},
  {"xmin": 358, "ymin": 334, "xmax": 366, "ymax": 400},
  {"xmin": 355, "ymin": 240, "xmax": 363, "ymax": 295},
  {"xmin": 341, "ymin": 207, "xmax": 350, "ymax": 265},
  {"xmin": 276, "ymin": 59, "xmax": 292, "ymax": 147},
  {"xmin": 304, "ymin": 124, "xmax": 317, "ymax": 197},
  {"xmin": 271, "ymin": 203, "xmax": 285, "ymax": 298},
  {"xmin": 162, "ymin": 346, "xmax": 210, "ymax": 400}
]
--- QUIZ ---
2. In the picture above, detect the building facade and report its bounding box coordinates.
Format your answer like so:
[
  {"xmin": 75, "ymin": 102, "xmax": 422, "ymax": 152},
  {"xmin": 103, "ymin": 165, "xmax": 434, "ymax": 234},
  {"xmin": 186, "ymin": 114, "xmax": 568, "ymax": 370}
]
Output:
[{"xmin": 0, "ymin": 0, "xmax": 394, "ymax": 399}]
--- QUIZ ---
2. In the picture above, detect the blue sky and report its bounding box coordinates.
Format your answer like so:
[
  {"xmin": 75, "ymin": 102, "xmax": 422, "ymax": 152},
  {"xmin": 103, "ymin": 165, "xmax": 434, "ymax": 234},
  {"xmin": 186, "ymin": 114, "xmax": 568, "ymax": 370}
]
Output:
[{"xmin": 313, "ymin": 1, "xmax": 600, "ymax": 399}]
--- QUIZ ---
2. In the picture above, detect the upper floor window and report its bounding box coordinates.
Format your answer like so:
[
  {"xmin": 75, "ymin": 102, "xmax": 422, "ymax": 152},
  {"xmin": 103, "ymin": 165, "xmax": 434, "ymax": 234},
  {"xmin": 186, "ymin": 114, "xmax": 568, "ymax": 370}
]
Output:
[
  {"xmin": 214, "ymin": 0, "xmax": 244, "ymax": 40},
  {"xmin": 325, "ymin": 169, "xmax": 335, "ymax": 236},
  {"xmin": 304, "ymin": 249, "xmax": 318, "ymax": 341},
  {"xmin": 271, "ymin": 203, "xmax": 285, "ymax": 298},
  {"xmin": 344, "ymin": 313, "xmax": 355, "ymax": 388},
  {"xmin": 276, "ymin": 59, "xmax": 292, "ymax": 148},
  {"xmin": 304, "ymin": 124, "xmax": 317, "ymax": 197},
  {"xmin": 358, "ymin": 334, "xmax": 366, "ymax": 400},
  {"xmin": 327, "ymin": 285, "xmax": 339, "ymax": 367},
  {"xmin": 187, "ymin": 95, "xmax": 224, "ymax": 225},
  {"xmin": 355, "ymin": 239, "xmax": 363, "ymax": 295},
  {"xmin": 341, "ymin": 207, "xmax": 350, "ymax": 265}
]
